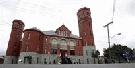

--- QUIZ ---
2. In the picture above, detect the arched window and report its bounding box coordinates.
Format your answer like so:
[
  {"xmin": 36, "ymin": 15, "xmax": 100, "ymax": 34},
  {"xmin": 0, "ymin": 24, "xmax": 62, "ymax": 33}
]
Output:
[
  {"xmin": 51, "ymin": 38, "xmax": 57, "ymax": 54},
  {"xmin": 60, "ymin": 40, "xmax": 66, "ymax": 45},
  {"xmin": 69, "ymin": 41, "xmax": 75, "ymax": 50},
  {"xmin": 69, "ymin": 41, "xmax": 75, "ymax": 46},
  {"xmin": 60, "ymin": 39, "xmax": 67, "ymax": 49},
  {"xmin": 24, "ymin": 56, "xmax": 32, "ymax": 64},
  {"xmin": 51, "ymin": 38, "xmax": 57, "ymax": 48}
]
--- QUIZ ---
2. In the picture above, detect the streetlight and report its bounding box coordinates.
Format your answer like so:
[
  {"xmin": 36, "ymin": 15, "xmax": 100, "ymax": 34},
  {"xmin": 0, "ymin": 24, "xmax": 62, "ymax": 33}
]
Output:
[
  {"xmin": 103, "ymin": 21, "xmax": 113, "ymax": 63},
  {"xmin": 103, "ymin": 0, "xmax": 117, "ymax": 63},
  {"xmin": 110, "ymin": 33, "xmax": 121, "ymax": 45},
  {"xmin": 111, "ymin": 33, "xmax": 121, "ymax": 39}
]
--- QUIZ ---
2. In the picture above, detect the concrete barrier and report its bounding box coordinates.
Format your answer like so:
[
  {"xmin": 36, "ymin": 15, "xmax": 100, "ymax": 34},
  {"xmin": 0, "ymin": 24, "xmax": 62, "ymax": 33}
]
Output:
[{"xmin": 0, "ymin": 64, "xmax": 135, "ymax": 68}]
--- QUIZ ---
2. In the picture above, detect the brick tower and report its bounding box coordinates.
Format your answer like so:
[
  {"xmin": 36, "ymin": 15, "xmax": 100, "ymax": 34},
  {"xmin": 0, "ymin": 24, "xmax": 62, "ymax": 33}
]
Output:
[
  {"xmin": 77, "ymin": 7, "xmax": 95, "ymax": 46},
  {"xmin": 5, "ymin": 20, "xmax": 24, "ymax": 64},
  {"xmin": 77, "ymin": 7, "xmax": 95, "ymax": 64}
]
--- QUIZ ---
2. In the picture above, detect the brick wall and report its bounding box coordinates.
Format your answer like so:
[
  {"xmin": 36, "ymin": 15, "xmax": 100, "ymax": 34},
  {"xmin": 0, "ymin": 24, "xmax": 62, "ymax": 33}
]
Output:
[
  {"xmin": 21, "ymin": 29, "xmax": 44, "ymax": 54},
  {"xmin": 77, "ymin": 7, "xmax": 95, "ymax": 46},
  {"xmin": 6, "ymin": 20, "xmax": 24, "ymax": 56}
]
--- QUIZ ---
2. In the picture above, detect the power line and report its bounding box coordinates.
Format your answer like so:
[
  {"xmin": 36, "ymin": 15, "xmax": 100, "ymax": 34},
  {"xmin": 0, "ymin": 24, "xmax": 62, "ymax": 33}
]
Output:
[{"xmin": 112, "ymin": 0, "xmax": 116, "ymax": 21}]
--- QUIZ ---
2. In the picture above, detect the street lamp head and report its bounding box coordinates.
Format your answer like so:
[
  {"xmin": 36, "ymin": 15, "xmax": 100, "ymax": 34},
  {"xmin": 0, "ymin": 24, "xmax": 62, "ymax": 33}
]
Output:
[
  {"xmin": 117, "ymin": 33, "xmax": 121, "ymax": 35},
  {"xmin": 111, "ymin": 33, "xmax": 121, "ymax": 39}
]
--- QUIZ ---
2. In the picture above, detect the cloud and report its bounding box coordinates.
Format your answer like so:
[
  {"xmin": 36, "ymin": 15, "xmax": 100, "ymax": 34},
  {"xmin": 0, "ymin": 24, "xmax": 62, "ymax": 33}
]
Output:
[
  {"xmin": 0, "ymin": 0, "xmax": 19, "ymax": 10},
  {"xmin": 127, "ymin": 0, "xmax": 135, "ymax": 16},
  {"xmin": 0, "ymin": 49, "xmax": 6, "ymax": 56}
]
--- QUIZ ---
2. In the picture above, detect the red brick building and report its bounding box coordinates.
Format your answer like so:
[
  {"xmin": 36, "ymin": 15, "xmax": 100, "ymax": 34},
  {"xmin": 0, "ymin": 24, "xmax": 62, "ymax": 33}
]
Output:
[{"xmin": 4, "ymin": 7, "xmax": 95, "ymax": 64}]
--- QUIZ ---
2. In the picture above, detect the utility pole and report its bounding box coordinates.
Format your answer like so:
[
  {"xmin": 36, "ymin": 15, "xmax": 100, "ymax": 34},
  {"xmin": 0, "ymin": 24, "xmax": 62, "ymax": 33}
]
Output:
[
  {"xmin": 103, "ymin": 21, "xmax": 113, "ymax": 62},
  {"xmin": 103, "ymin": 0, "xmax": 116, "ymax": 63}
]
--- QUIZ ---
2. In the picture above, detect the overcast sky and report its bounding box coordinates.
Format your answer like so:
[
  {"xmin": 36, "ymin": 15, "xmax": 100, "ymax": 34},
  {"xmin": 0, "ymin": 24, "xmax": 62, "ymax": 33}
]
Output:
[{"xmin": 0, "ymin": 0, "xmax": 135, "ymax": 56}]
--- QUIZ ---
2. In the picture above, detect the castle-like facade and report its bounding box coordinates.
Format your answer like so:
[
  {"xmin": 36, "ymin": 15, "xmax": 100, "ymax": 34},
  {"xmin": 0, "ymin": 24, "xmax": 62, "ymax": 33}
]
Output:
[{"xmin": 4, "ymin": 7, "xmax": 95, "ymax": 64}]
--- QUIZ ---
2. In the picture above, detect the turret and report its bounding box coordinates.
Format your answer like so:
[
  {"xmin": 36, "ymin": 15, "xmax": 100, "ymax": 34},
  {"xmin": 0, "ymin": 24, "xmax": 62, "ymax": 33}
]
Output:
[
  {"xmin": 77, "ymin": 7, "xmax": 95, "ymax": 46},
  {"xmin": 6, "ymin": 20, "xmax": 24, "ymax": 56},
  {"xmin": 5, "ymin": 20, "xmax": 24, "ymax": 64}
]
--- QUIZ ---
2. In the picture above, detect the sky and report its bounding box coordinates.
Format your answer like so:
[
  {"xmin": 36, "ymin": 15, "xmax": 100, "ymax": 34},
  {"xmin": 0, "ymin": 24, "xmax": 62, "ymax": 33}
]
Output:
[{"xmin": 0, "ymin": 0, "xmax": 135, "ymax": 56}]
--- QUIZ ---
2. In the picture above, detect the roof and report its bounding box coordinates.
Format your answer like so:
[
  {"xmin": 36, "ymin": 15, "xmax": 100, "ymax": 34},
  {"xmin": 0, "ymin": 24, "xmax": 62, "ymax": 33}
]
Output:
[
  {"xmin": 25, "ymin": 26, "xmax": 79, "ymax": 38},
  {"xmin": 43, "ymin": 30, "xmax": 56, "ymax": 35},
  {"xmin": 70, "ymin": 34, "xmax": 79, "ymax": 38},
  {"xmin": 78, "ymin": 7, "xmax": 90, "ymax": 12},
  {"xmin": 12, "ymin": 19, "xmax": 25, "ymax": 25},
  {"xmin": 43, "ymin": 30, "xmax": 79, "ymax": 38},
  {"xmin": 56, "ymin": 25, "xmax": 71, "ymax": 32},
  {"xmin": 24, "ymin": 27, "xmax": 44, "ymax": 35},
  {"xmin": 30, "ymin": 27, "xmax": 41, "ymax": 32}
]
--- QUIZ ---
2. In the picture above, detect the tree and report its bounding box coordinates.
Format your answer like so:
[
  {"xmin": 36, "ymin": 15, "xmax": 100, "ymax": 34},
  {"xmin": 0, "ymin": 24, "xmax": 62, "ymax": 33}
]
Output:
[
  {"xmin": 92, "ymin": 50, "xmax": 100, "ymax": 64},
  {"xmin": 104, "ymin": 44, "xmax": 133, "ymax": 63}
]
